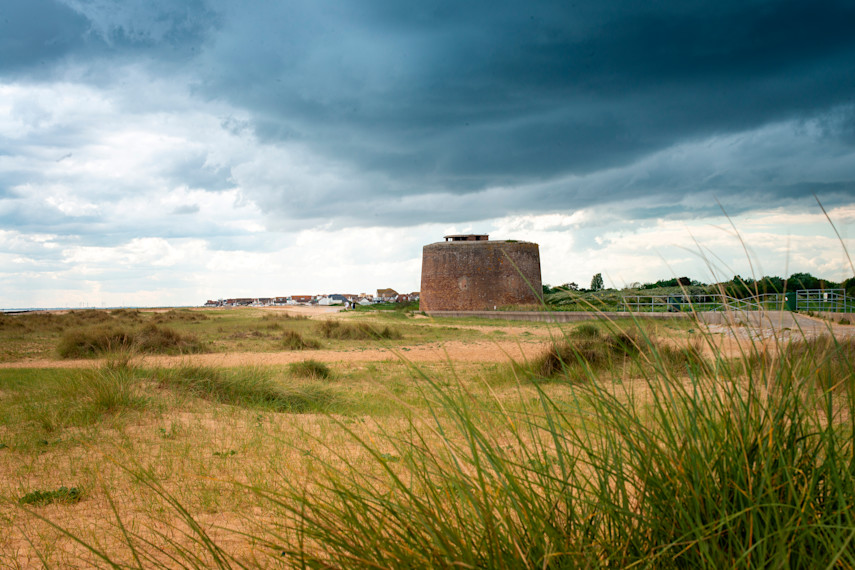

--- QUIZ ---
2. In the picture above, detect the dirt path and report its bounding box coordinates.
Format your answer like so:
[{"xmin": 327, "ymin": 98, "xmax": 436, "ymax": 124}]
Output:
[{"xmin": 0, "ymin": 339, "xmax": 550, "ymax": 369}]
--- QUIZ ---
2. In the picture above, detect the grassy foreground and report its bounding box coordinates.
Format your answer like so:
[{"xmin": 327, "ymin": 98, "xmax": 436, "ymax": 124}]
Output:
[{"xmin": 1, "ymin": 309, "xmax": 854, "ymax": 568}]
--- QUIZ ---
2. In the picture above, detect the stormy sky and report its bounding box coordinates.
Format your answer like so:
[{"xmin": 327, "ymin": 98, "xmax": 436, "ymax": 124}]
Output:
[{"xmin": 2, "ymin": 0, "xmax": 854, "ymax": 307}]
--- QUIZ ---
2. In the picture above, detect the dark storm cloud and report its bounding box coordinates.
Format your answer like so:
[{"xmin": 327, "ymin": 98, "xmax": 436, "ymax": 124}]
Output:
[
  {"xmin": 197, "ymin": 0, "xmax": 855, "ymax": 183},
  {"xmin": 3, "ymin": 0, "xmax": 855, "ymax": 226},
  {"xmin": 0, "ymin": 0, "xmax": 217, "ymax": 80},
  {"xmin": 0, "ymin": 0, "xmax": 90, "ymax": 73}
]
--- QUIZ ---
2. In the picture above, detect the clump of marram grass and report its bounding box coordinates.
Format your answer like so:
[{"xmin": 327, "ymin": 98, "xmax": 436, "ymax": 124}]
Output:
[
  {"xmin": 317, "ymin": 319, "xmax": 401, "ymax": 340},
  {"xmin": 56, "ymin": 325, "xmax": 135, "ymax": 358},
  {"xmin": 154, "ymin": 365, "xmax": 336, "ymax": 412},
  {"xmin": 289, "ymin": 359, "xmax": 332, "ymax": 379},
  {"xmin": 767, "ymin": 334, "xmax": 855, "ymax": 391},
  {"xmin": 56, "ymin": 324, "xmax": 205, "ymax": 358},
  {"xmin": 83, "ymin": 364, "xmax": 149, "ymax": 414},
  {"xmin": 526, "ymin": 326, "xmax": 643, "ymax": 380},
  {"xmin": 11, "ymin": 364, "xmax": 148, "ymax": 436},
  {"xmin": 109, "ymin": 308, "xmax": 144, "ymax": 322},
  {"xmin": 152, "ymin": 309, "xmax": 209, "ymax": 323},
  {"xmin": 281, "ymin": 330, "xmax": 321, "ymax": 350},
  {"xmin": 526, "ymin": 324, "xmax": 709, "ymax": 381},
  {"xmin": 262, "ymin": 312, "xmax": 307, "ymax": 321},
  {"xmin": 570, "ymin": 322, "xmax": 600, "ymax": 339},
  {"xmin": 136, "ymin": 323, "xmax": 205, "ymax": 354}
]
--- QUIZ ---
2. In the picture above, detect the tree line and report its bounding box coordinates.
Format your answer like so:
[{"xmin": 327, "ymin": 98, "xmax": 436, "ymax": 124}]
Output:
[{"xmin": 543, "ymin": 272, "xmax": 855, "ymax": 299}]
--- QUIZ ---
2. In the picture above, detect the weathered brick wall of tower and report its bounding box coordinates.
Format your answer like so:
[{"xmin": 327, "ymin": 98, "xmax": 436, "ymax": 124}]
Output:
[{"xmin": 420, "ymin": 238, "xmax": 543, "ymax": 311}]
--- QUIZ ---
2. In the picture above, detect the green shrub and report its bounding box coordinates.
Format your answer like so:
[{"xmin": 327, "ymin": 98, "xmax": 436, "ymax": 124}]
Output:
[{"xmin": 19, "ymin": 486, "xmax": 83, "ymax": 506}]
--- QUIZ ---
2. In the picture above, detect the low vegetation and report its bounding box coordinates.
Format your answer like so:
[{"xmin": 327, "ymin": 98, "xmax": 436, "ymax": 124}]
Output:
[
  {"xmin": 1, "ymin": 365, "xmax": 149, "ymax": 438},
  {"xmin": 353, "ymin": 300, "xmax": 419, "ymax": 314},
  {"xmin": 154, "ymin": 365, "xmax": 338, "ymax": 412},
  {"xmin": 56, "ymin": 323, "xmax": 206, "ymax": 358},
  {"xmin": 289, "ymin": 358, "xmax": 332, "ymax": 379},
  {"xmin": 1, "ymin": 306, "xmax": 854, "ymax": 567},
  {"xmin": 316, "ymin": 319, "xmax": 402, "ymax": 340},
  {"xmin": 0, "ymin": 307, "xmax": 468, "ymax": 362},
  {"xmin": 18, "ymin": 486, "xmax": 83, "ymax": 507},
  {"xmin": 281, "ymin": 329, "xmax": 321, "ymax": 350}
]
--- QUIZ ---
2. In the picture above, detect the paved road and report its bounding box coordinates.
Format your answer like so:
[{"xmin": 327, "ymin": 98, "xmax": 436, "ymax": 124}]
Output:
[{"xmin": 698, "ymin": 310, "xmax": 852, "ymax": 341}]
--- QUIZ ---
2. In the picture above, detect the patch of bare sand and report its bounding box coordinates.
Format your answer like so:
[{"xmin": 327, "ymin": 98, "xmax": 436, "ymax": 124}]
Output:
[{"xmin": 0, "ymin": 339, "xmax": 548, "ymax": 370}]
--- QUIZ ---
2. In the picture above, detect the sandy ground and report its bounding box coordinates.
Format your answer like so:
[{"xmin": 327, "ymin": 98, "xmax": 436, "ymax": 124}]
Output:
[
  {"xmin": 0, "ymin": 339, "xmax": 547, "ymax": 369},
  {"xmin": 2, "ymin": 307, "xmax": 851, "ymax": 370}
]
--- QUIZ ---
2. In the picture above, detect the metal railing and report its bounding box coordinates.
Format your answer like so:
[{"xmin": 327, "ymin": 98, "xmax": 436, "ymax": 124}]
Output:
[
  {"xmin": 796, "ymin": 289, "xmax": 851, "ymax": 313},
  {"xmin": 619, "ymin": 289, "xmax": 854, "ymax": 313}
]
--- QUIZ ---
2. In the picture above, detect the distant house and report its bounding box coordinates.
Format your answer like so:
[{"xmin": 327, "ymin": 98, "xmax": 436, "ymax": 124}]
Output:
[
  {"xmin": 376, "ymin": 288, "xmax": 398, "ymax": 302},
  {"xmin": 290, "ymin": 295, "xmax": 313, "ymax": 305}
]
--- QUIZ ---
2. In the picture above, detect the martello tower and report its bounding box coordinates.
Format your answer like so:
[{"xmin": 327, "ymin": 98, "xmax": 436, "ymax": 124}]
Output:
[{"xmin": 420, "ymin": 235, "xmax": 543, "ymax": 312}]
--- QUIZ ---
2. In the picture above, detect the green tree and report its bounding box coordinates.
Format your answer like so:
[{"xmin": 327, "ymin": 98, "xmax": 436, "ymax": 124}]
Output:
[
  {"xmin": 788, "ymin": 272, "xmax": 823, "ymax": 291},
  {"xmin": 590, "ymin": 273, "xmax": 604, "ymax": 292}
]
